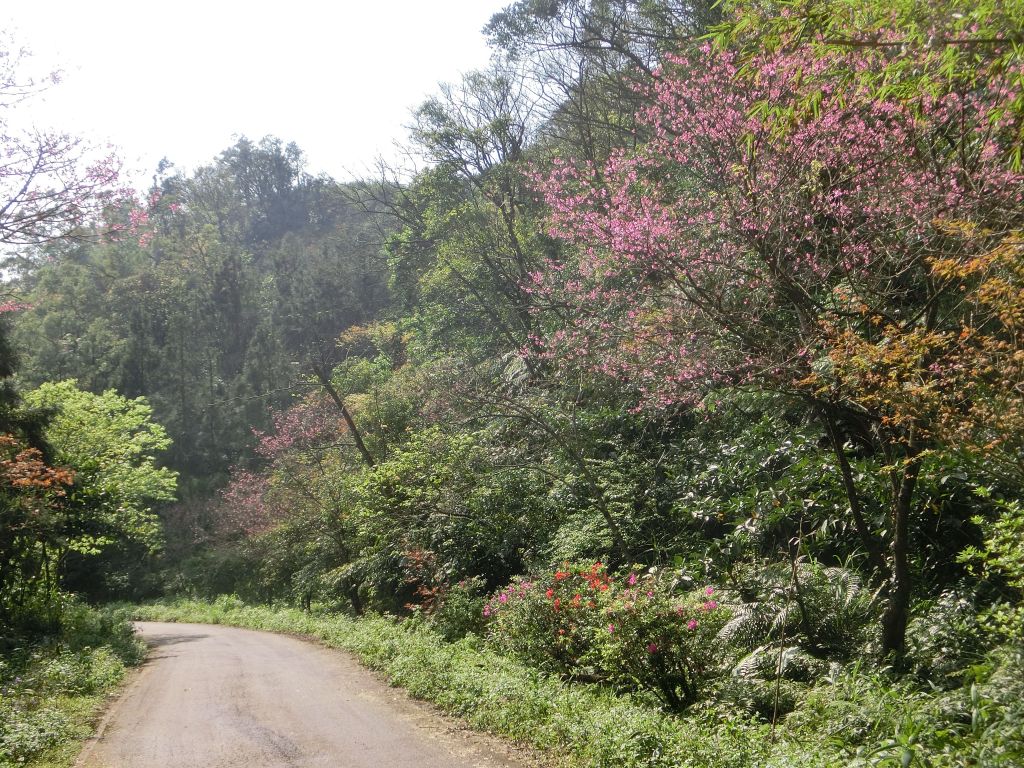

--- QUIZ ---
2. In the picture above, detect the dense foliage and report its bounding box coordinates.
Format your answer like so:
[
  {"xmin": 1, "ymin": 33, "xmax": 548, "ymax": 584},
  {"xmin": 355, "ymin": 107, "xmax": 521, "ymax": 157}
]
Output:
[
  {"xmin": 3, "ymin": 1, "xmax": 1024, "ymax": 765},
  {"xmin": 0, "ymin": 602, "xmax": 144, "ymax": 768}
]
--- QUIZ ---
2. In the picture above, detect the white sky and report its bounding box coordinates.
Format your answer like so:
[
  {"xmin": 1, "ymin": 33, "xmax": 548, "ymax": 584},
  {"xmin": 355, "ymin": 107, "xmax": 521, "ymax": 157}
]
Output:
[{"xmin": 3, "ymin": 0, "xmax": 510, "ymax": 184}]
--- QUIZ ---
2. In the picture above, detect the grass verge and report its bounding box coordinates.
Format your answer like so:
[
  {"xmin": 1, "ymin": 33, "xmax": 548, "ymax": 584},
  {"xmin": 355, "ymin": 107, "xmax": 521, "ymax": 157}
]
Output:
[{"xmin": 0, "ymin": 603, "xmax": 145, "ymax": 768}]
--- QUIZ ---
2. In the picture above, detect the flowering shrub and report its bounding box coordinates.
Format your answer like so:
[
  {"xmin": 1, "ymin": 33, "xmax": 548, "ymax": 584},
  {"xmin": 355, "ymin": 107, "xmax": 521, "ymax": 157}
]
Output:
[{"xmin": 484, "ymin": 563, "xmax": 730, "ymax": 709}]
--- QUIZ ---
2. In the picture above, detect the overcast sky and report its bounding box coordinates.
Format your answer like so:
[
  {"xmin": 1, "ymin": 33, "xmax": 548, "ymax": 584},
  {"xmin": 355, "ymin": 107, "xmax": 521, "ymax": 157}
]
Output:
[{"xmin": 3, "ymin": 0, "xmax": 510, "ymax": 184}]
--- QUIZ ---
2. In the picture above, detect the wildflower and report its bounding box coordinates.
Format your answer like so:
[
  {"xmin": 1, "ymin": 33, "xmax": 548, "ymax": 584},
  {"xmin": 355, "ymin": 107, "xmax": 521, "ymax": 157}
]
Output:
[
  {"xmin": 554, "ymin": 598, "xmax": 561, "ymax": 611},
  {"xmin": 483, "ymin": 605, "xmax": 491, "ymax": 617},
  {"xmin": 702, "ymin": 600, "xmax": 718, "ymax": 611},
  {"xmin": 608, "ymin": 623, "xmax": 615, "ymax": 633},
  {"xmin": 555, "ymin": 571, "xmax": 569, "ymax": 581},
  {"xmin": 646, "ymin": 590, "xmax": 654, "ymax": 597},
  {"xmin": 499, "ymin": 593, "xmax": 508, "ymax": 603},
  {"xmin": 687, "ymin": 619, "xmax": 698, "ymax": 631},
  {"xmin": 545, "ymin": 588, "xmax": 554, "ymax": 598},
  {"xmin": 628, "ymin": 572, "xmax": 638, "ymax": 586},
  {"xmin": 705, "ymin": 586, "xmax": 715, "ymax": 596},
  {"xmin": 647, "ymin": 643, "xmax": 658, "ymax": 654}
]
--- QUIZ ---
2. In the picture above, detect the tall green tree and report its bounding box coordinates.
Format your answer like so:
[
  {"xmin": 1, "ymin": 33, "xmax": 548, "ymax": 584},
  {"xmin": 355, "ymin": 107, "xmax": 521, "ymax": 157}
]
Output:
[{"xmin": 23, "ymin": 380, "xmax": 177, "ymax": 600}]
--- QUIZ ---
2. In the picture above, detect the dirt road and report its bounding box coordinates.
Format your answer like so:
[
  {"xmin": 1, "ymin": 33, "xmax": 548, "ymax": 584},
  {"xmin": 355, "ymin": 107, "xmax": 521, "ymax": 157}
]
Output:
[{"xmin": 76, "ymin": 621, "xmax": 538, "ymax": 768}]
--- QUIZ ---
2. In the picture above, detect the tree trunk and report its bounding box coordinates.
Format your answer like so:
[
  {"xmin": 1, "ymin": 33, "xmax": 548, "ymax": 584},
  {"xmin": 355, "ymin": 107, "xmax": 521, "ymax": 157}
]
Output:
[
  {"xmin": 880, "ymin": 452, "xmax": 921, "ymax": 657},
  {"xmin": 818, "ymin": 406, "xmax": 887, "ymax": 577},
  {"xmin": 312, "ymin": 365, "xmax": 375, "ymax": 468}
]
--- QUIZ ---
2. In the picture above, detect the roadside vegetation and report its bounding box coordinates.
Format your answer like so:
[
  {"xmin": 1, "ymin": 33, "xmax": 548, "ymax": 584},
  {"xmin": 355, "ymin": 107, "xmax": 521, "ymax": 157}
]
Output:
[
  {"xmin": 2, "ymin": 1, "xmax": 1024, "ymax": 766},
  {"xmin": 135, "ymin": 596, "xmax": 1022, "ymax": 768},
  {"xmin": 0, "ymin": 603, "xmax": 143, "ymax": 768}
]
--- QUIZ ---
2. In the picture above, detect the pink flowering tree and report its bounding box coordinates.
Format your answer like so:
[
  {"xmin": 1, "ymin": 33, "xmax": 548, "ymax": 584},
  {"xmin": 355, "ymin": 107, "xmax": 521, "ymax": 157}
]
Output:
[
  {"xmin": 531, "ymin": 43, "xmax": 1024, "ymax": 655},
  {"xmin": 253, "ymin": 393, "xmax": 341, "ymax": 462},
  {"xmin": 214, "ymin": 395, "xmax": 342, "ymax": 538},
  {"xmin": 215, "ymin": 468, "xmax": 277, "ymax": 538},
  {"xmin": 0, "ymin": 40, "xmax": 124, "ymax": 246},
  {"xmin": 218, "ymin": 393, "xmax": 350, "ymax": 538}
]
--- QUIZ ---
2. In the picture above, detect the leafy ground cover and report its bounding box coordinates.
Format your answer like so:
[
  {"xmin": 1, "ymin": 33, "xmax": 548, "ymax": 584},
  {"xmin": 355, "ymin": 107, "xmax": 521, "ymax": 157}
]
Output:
[{"xmin": 0, "ymin": 602, "xmax": 144, "ymax": 768}]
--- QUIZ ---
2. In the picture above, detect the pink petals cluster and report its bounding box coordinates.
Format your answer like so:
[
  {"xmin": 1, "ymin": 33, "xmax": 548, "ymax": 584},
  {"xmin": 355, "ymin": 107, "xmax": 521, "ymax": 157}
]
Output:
[
  {"xmin": 216, "ymin": 467, "xmax": 276, "ymax": 536},
  {"xmin": 527, "ymin": 43, "xmax": 1024, "ymax": 410},
  {"xmin": 109, "ymin": 188, "xmax": 183, "ymax": 248},
  {"xmin": 253, "ymin": 394, "xmax": 341, "ymax": 460},
  {"xmin": 0, "ymin": 301, "xmax": 32, "ymax": 314}
]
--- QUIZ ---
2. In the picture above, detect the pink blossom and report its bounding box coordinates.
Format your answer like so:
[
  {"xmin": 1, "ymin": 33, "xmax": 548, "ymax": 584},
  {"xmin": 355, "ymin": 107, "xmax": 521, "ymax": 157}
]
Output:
[
  {"xmin": 254, "ymin": 394, "xmax": 340, "ymax": 460},
  {"xmin": 528, "ymin": 43, "xmax": 1024, "ymax": 411},
  {"xmin": 215, "ymin": 467, "xmax": 277, "ymax": 537}
]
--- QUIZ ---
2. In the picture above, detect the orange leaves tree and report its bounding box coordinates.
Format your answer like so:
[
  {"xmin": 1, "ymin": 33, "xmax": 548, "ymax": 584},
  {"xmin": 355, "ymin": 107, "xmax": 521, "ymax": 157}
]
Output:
[
  {"xmin": 0, "ymin": 433, "xmax": 74, "ymax": 625},
  {"xmin": 820, "ymin": 225, "xmax": 1024, "ymax": 487},
  {"xmin": 803, "ymin": 226, "xmax": 1024, "ymax": 654}
]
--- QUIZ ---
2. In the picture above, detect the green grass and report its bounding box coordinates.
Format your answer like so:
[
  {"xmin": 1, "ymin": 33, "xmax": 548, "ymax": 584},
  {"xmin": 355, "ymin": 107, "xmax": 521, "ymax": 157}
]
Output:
[{"xmin": 0, "ymin": 605, "xmax": 145, "ymax": 768}]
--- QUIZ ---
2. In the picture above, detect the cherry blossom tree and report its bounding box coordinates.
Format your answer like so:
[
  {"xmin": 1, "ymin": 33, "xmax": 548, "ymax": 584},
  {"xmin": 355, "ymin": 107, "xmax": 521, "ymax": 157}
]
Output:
[
  {"xmin": 0, "ymin": 38, "xmax": 122, "ymax": 247},
  {"xmin": 530, "ymin": 42, "xmax": 1024, "ymax": 654},
  {"xmin": 217, "ymin": 394, "xmax": 344, "ymax": 538}
]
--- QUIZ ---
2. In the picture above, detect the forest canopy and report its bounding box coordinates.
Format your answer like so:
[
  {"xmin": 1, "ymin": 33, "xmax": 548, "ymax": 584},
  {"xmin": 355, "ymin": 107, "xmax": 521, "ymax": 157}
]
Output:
[{"xmin": 2, "ymin": 2, "xmax": 1023, "ymax": 766}]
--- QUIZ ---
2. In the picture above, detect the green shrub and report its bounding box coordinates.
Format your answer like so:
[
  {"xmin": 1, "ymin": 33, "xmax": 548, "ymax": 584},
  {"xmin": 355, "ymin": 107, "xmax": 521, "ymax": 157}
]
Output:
[
  {"xmin": 0, "ymin": 701, "xmax": 74, "ymax": 767},
  {"xmin": 907, "ymin": 588, "xmax": 983, "ymax": 685},
  {"xmin": 960, "ymin": 493, "xmax": 1024, "ymax": 643},
  {"xmin": 428, "ymin": 577, "xmax": 488, "ymax": 641},
  {"xmin": 37, "ymin": 648, "xmax": 123, "ymax": 695}
]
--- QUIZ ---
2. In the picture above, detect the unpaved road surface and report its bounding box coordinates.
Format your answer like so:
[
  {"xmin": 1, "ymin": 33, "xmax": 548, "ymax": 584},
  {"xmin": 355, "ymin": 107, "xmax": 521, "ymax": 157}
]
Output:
[{"xmin": 76, "ymin": 621, "xmax": 539, "ymax": 768}]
